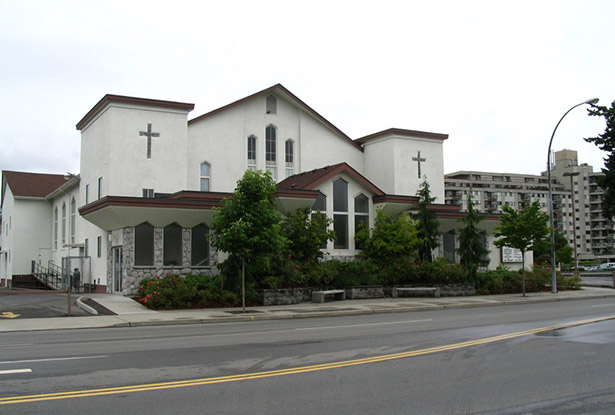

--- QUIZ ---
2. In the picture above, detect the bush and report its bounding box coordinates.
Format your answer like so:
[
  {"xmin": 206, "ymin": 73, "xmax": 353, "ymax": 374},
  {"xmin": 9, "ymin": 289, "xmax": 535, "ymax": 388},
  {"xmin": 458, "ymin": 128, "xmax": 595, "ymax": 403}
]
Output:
[{"xmin": 137, "ymin": 275, "xmax": 196, "ymax": 310}]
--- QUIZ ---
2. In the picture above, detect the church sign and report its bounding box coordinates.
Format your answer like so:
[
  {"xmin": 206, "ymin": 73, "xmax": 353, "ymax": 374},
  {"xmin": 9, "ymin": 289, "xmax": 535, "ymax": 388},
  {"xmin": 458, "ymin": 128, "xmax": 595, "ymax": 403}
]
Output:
[{"xmin": 501, "ymin": 246, "xmax": 523, "ymax": 263}]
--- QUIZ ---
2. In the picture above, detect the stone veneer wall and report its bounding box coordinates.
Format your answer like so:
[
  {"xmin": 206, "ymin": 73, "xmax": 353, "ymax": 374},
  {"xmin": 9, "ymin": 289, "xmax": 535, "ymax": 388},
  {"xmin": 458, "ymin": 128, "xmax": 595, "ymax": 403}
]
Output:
[{"xmin": 119, "ymin": 226, "xmax": 213, "ymax": 296}]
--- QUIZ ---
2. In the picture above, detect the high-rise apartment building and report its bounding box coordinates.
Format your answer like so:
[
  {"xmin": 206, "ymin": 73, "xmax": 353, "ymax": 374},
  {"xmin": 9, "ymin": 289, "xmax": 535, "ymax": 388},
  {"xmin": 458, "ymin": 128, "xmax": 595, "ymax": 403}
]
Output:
[{"xmin": 445, "ymin": 149, "xmax": 615, "ymax": 263}]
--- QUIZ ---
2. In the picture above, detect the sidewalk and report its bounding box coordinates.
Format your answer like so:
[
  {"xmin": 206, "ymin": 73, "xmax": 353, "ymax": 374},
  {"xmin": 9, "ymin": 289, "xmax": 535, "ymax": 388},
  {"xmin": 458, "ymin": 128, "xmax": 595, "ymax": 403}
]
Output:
[{"xmin": 1, "ymin": 286, "xmax": 614, "ymax": 333}]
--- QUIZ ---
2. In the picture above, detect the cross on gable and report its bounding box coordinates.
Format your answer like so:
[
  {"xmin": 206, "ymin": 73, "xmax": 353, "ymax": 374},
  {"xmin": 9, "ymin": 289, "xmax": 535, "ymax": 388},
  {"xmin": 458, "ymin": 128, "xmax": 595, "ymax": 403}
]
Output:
[
  {"xmin": 139, "ymin": 123, "xmax": 160, "ymax": 159},
  {"xmin": 412, "ymin": 151, "xmax": 426, "ymax": 179}
]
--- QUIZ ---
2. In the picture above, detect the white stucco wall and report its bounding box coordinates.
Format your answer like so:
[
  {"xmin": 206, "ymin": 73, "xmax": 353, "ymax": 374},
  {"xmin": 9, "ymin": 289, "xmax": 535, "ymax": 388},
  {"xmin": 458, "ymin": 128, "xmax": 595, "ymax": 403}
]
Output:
[
  {"xmin": 80, "ymin": 104, "xmax": 190, "ymax": 200},
  {"xmin": 187, "ymin": 93, "xmax": 365, "ymax": 192},
  {"xmin": 363, "ymin": 135, "xmax": 445, "ymax": 201},
  {"xmin": 2, "ymin": 190, "xmax": 54, "ymax": 276}
]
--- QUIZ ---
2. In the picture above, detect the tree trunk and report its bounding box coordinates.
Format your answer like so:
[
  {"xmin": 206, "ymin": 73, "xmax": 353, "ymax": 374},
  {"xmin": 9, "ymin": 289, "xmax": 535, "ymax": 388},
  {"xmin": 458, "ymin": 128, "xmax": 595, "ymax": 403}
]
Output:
[{"xmin": 521, "ymin": 251, "xmax": 526, "ymax": 297}]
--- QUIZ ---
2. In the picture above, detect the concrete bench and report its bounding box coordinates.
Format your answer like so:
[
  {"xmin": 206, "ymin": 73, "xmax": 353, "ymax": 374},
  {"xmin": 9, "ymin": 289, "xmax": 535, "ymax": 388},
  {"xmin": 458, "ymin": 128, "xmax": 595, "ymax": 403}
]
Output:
[
  {"xmin": 312, "ymin": 289, "xmax": 346, "ymax": 303},
  {"xmin": 392, "ymin": 287, "xmax": 440, "ymax": 298}
]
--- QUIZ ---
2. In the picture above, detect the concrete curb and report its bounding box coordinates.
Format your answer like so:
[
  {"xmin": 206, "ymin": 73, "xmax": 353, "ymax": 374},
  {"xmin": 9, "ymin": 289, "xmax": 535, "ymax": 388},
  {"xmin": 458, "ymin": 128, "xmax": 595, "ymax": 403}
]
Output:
[{"xmin": 76, "ymin": 296, "xmax": 98, "ymax": 315}]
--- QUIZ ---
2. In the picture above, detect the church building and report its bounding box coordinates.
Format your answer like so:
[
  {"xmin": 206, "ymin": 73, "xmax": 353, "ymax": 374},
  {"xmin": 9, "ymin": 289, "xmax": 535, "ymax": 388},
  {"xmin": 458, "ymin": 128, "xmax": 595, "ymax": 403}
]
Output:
[{"xmin": 1, "ymin": 84, "xmax": 509, "ymax": 295}]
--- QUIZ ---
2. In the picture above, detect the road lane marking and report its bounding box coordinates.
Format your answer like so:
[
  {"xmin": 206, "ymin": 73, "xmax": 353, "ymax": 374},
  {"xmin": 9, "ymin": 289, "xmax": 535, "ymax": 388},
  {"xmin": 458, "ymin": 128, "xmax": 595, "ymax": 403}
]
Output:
[
  {"xmin": 0, "ymin": 356, "xmax": 108, "ymax": 365},
  {"xmin": 295, "ymin": 319, "xmax": 433, "ymax": 330},
  {"xmin": 591, "ymin": 304, "xmax": 615, "ymax": 308},
  {"xmin": 0, "ymin": 369, "xmax": 31, "ymax": 375},
  {"xmin": 1, "ymin": 315, "xmax": 614, "ymax": 406},
  {"xmin": 0, "ymin": 344, "xmax": 34, "ymax": 348},
  {"xmin": 0, "ymin": 312, "xmax": 21, "ymax": 319}
]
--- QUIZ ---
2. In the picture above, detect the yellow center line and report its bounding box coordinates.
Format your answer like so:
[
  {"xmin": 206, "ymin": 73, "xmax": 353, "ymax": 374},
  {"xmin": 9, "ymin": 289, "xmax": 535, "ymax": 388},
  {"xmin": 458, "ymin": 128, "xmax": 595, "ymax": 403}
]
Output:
[{"xmin": 1, "ymin": 315, "xmax": 614, "ymax": 405}]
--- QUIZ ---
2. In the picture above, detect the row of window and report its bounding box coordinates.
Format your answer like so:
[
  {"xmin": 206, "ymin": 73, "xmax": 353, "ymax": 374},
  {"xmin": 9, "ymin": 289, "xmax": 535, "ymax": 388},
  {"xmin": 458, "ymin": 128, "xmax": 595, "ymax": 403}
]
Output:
[
  {"xmin": 198, "ymin": 126, "xmax": 295, "ymax": 192},
  {"xmin": 134, "ymin": 223, "xmax": 210, "ymax": 267},
  {"xmin": 54, "ymin": 198, "xmax": 77, "ymax": 249}
]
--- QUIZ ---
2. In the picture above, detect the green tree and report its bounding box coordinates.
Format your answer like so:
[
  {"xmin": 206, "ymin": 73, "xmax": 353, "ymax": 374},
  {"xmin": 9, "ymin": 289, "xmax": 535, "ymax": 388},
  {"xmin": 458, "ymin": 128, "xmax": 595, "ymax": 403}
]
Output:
[
  {"xmin": 414, "ymin": 179, "xmax": 440, "ymax": 263},
  {"xmin": 585, "ymin": 100, "xmax": 615, "ymax": 219},
  {"xmin": 210, "ymin": 170, "xmax": 286, "ymax": 299},
  {"xmin": 355, "ymin": 209, "xmax": 419, "ymax": 265},
  {"xmin": 493, "ymin": 201, "xmax": 550, "ymax": 296},
  {"xmin": 533, "ymin": 230, "xmax": 573, "ymax": 266},
  {"xmin": 281, "ymin": 208, "xmax": 335, "ymax": 264},
  {"xmin": 457, "ymin": 192, "xmax": 490, "ymax": 287}
]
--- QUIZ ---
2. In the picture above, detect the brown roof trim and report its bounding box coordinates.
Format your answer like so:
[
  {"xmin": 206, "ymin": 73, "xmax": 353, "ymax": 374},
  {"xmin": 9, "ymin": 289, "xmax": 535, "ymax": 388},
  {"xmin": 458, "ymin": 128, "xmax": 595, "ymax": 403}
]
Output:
[
  {"xmin": 274, "ymin": 189, "xmax": 320, "ymax": 199},
  {"xmin": 356, "ymin": 128, "xmax": 449, "ymax": 145},
  {"xmin": 79, "ymin": 195, "xmax": 226, "ymax": 216},
  {"xmin": 188, "ymin": 84, "xmax": 363, "ymax": 152},
  {"xmin": 277, "ymin": 163, "xmax": 385, "ymax": 196},
  {"xmin": 165, "ymin": 190, "xmax": 232, "ymax": 201},
  {"xmin": 372, "ymin": 194, "xmax": 419, "ymax": 205},
  {"xmin": 76, "ymin": 94, "xmax": 195, "ymax": 130}
]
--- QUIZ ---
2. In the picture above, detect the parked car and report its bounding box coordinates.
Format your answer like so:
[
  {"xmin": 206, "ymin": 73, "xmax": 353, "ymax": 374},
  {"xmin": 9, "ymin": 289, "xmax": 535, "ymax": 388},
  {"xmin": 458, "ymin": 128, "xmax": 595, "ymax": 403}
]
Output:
[{"xmin": 599, "ymin": 263, "xmax": 615, "ymax": 270}]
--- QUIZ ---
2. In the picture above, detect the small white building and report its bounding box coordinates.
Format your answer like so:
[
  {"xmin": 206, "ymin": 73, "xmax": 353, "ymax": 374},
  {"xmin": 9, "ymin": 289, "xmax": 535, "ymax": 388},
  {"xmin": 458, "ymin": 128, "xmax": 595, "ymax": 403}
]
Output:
[{"xmin": 1, "ymin": 84, "xmax": 507, "ymax": 294}]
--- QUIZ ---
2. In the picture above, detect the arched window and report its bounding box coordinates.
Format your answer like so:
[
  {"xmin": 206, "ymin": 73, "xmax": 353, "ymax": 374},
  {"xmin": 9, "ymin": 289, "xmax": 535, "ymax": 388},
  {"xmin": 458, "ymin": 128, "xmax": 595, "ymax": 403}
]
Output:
[
  {"xmin": 61, "ymin": 202, "xmax": 66, "ymax": 246},
  {"xmin": 191, "ymin": 224, "xmax": 210, "ymax": 266},
  {"xmin": 200, "ymin": 162, "xmax": 210, "ymax": 192},
  {"xmin": 354, "ymin": 194, "xmax": 369, "ymax": 250},
  {"xmin": 266, "ymin": 95, "xmax": 277, "ymax": 114},
  {"xmin": 266, "ymin": 125, "xmax": 277, "ymax": 179},
  {"xmin": 163, "ymin": 223, "xmax": 182, "ymax": 266},
  {"xmin": 135, "ymin": 222, "xmax": 154, "ymax": 266},
  {"xmin": 54, "ymin": 207, "xmax": 58, "ymax": 249},
  {"xmin": 333, "ymin": 178, "xmax": 348, "ymax": 249},
  {"xmin": 247, "ymin": 135, "xmax": 257, "ymax": 171},
  {"xmin": 70, "ymin": 197, "xmax": 77, "ymax": 244},
  {"xmin": 285, "ymin": 139, "xmax": 294, "ymax": 178}
]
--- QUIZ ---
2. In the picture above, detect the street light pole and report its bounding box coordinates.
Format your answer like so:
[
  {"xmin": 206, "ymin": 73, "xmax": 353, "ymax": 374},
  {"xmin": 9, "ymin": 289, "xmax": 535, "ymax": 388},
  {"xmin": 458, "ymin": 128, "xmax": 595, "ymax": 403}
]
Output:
[{"xmin": 547, "ymin": 98, "xmax": 599, "ymax": 293}]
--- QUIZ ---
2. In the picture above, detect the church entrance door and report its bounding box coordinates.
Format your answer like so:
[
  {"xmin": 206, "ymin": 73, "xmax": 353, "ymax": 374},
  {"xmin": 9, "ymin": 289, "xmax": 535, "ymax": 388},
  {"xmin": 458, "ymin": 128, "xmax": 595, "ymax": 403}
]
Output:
[{"xmin": 112, "ymin": 247, "xmax": 123, "ymax": 294}]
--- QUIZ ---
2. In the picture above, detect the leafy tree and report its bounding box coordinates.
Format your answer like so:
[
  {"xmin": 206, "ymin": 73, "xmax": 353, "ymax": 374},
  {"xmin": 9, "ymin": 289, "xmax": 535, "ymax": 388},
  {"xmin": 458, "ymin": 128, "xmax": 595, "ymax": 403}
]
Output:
[
  {"xmin": 533, "ymin": 230, "xmax": 573, "ymax": 266},
  {"xmin": 493, "ymin": 201, "xmax": 550, "ymax": 296},
  {"xmin": 281, "ymin": 208, "xmax": 335, "ymax": 264},
  {"xmin": 457, "ymin": 192, "xmax": 490, "ymax": 287},
  {"xmin": 413, "ymin": 179, "xmax": 440, "ymax": 263},
  {"xmin": 355, "ymin": 208, "xmax": 419, "ymax": 265},
  {"xmin": 210, "ymin": 170, "xmax": 286, "ymax": 296},
  {"xmin": 585, "ymin": 100, "xmax": 615, "ymax": 219}
]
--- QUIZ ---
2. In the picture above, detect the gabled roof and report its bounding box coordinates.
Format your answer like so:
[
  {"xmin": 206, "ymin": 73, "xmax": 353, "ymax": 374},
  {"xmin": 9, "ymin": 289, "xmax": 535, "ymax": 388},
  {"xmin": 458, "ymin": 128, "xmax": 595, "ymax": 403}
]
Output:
[
  {"xmin": 2, "ymin": 171, "xmax": 68, "ymax": 205},
  {"xmin": 356, "ymin": 128, "xmax": 448, "ymax": 144},
  {"xmin": 188, "ymin": 84, "xmax": 363, "ymax": 151},
  {"xmin": 277, "ymin": 162, "xmax": 385, "ymax": 195},
  {"xmin": 76, "ymin": 94, "xmax": 195, "ymax": 131}
]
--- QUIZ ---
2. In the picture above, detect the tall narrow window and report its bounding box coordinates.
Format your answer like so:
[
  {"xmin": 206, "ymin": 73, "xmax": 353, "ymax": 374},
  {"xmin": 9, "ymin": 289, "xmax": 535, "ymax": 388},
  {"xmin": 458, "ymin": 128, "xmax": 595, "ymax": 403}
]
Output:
[
  {"xmin": 54, "ymin": 207, "xmax": 58, "ymax": 249},
  {"xmin": 163, "ymin": 223, "xmax": 182, "ymax": 266},
  {"xmin": 84, "ymin": 239, "xmax": 89, "ymax": 257},
  {"xmin": 200, "ymin": 162, "xmax": 210, "ymax": 192},
  {"xmin": 247, "ymin": 135, "xmax": 257, "ymax": 171},
  {"xmin": 97, "ymin": 177, "xmax": 102, "ymax": 200},
  {"xmin": 285, "ymin": 139, "xmax": 294, "ymax": 177},
  {"xmin": 311, "ymin": 192, "xmax": 327, "ymax": 249},
  {"xmin": 135, "ymin": 223, "xmax": 154, "ymax": 266},
  {"xmin": 266, "ymin": 125, "xmax": 277, "ymax": 179},
  {"xmin": 191, "ymin": 224, "xmax": 210, "ymax": 266},
  {"xmin": 97, "ymin": 235, "xmax": 102, "ymax": 258},
  {"xmin": 85, "ymin": 184, "xmax": 89, "ymax": 204},
  {"xmin": 354, "ymin": 194, "xmax": 369, "ymax": 250},
  {"xmin": 70, "ymin": 197, "xmax": 76, "ymax": 244},
  {"xmin": 266, "ymin": 95, "xmax": 277, "ymax": 114},
  {"xmin": 61, "ymin": 202, "xmax": 66, "ymax": 246},
  {"xmin": 333, "ymin": 178, "xmax": 348, "ymax": 249}
]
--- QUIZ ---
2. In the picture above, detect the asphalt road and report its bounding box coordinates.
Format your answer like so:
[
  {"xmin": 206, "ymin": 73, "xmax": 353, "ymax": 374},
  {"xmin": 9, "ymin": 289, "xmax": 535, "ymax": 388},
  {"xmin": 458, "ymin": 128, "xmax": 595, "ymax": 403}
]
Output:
[
  {"xmin": 0, "ymin": 290, "xmax": 90, "ymax": 318},
  {"xmin": 1, "ymin": 298, "xmax": 615, "ymax": 414}
]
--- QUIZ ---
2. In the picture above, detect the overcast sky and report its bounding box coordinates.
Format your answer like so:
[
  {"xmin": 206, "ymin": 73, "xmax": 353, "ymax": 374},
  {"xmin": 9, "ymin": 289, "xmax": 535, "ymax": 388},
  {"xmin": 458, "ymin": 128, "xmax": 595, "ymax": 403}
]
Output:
[{"xmin": 1, "ymin": 0, "xmax": 613, "ymax": 184}]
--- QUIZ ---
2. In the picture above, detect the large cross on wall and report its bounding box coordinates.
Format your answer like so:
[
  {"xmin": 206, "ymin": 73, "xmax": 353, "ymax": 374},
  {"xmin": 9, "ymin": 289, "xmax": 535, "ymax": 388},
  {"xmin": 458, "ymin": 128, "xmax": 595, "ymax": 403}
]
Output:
[
  {"xmin": 412, "ymin": 150, "xmax": 426, "ymax": 179},
  {"xmin": 139, "ymin": 123, "xmax": 160, "ymax": 159}
]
